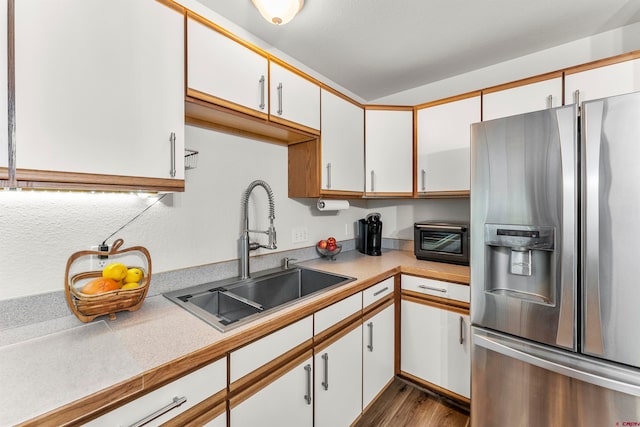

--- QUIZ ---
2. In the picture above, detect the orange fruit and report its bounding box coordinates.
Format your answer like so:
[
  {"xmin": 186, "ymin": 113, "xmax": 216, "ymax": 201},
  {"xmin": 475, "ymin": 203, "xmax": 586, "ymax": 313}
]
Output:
[{"xmin": 80, "ymin": 277, "xmax": 121, "ymax": 295}]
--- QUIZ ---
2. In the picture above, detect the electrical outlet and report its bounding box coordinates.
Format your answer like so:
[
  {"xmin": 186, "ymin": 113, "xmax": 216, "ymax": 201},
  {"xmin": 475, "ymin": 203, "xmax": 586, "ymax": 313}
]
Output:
[
  {"xmin": 291, "ymin": 227, "xmax": 308, "ymax": 243},
  {"xmin": 345, "ymin": 223, "xmax": 353, "ymax": 237},
  {"xmin": 90, "ymin": 245, "xmax": 110, "ymax": 270}
]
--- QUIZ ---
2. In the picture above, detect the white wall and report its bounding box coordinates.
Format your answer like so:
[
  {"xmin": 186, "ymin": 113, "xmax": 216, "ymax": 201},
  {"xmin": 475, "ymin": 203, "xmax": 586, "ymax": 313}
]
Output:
[
  {"xmin": 0, "ymin": 126, "xmax": 374, "ymax": 300},
  {"xmin": 373, "ymin": 21, "xmax": 640, "ymax": 105}
]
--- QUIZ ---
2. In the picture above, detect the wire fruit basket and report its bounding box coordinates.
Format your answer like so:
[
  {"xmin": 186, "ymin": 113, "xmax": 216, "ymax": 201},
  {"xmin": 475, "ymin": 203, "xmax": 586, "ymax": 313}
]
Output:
[{"xmin": 64, "ymin": 239, "xmax": 152, "ymax": 322}]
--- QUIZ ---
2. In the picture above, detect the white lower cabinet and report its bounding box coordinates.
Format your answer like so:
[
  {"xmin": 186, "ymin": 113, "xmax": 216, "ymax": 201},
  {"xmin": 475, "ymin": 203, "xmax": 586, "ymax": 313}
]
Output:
[
  {"xmin": 401, "ymin": 300, "xmax": 470, "ymax": 399},
  {"xmin": 363, "ymin": 302, "xmax": 395, "ymax": 409},
  {"xmin": 230, "ymin": 355, "xmax": 314, "ymax": 427},
  {"xmin": 85, "ymin": 358, "xmax": 226, "ymax": 426},
  {"xmin": 203, "ymin": 412, "xmax": 226, "ymax": 427},
  {"xmin": 314, "ymin": 325, "xmax": 363, "ymax": 427}
]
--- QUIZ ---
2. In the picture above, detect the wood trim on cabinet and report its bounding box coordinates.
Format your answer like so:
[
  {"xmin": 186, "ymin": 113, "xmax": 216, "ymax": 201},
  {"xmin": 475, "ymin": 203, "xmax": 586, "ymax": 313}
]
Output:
[
  {"xmin": 401, "ymin": 292, "xmax": 470, "ymax": 314},
  {"xmin": 186, "ymin": 96, "xmax": 316, "ymax": 146},
  {"xmin": 268, "ymin": 115, "xmax": 321, "ymax": 136},
  {"xmin": 157, "ymin": 0, "xmax": 185, "ymax": 14},
  {"xmin": 362, "ymin": 295, "xmax": 394, "ymax": 321},
  {"xmin": 228, "ymin": 348, "xmax": 314, "ymax": 410},
  {"xmin": 319, "ymin": 189, "xmax": 364, "ymax": 198},
  {"xmin": 365, "ymin": 191, "xmax": 415, "ymax": 198},
  {"xmin": 414, "ymin": 90, "xmax": 482, "ymax": 110},
  {"xmin": 288, "ymin": 138, "xmax": 321, "ymax": 198},
  {"xmin": 563, "ymin": 49, "xmax": 640, "ymax": 75},
  {"xmin": 399, "ymin": 269, "xmax": 470, "ymax": 286},
  {"xmin": 187, "ymin": 88, "xmax": 269, "ymax": 121},
  {"xmin": 143, "ymin": 353, "xmax": 228, "ymax": 393},
  {"xmin": 417, "ymin": 190, "xmax": 470, "ymax": 199},
  {"xmin": 399, "ymin": 371, "xmax": 470, "ymax": 407},
  {"xmin": 161, "ymin": 389, "xmax": 226, "ymax": 427},
  {"xmin": 229, "ymin": 338, "xmax": 313, "ymax": 394},
  {"xmin": 394, "ymin": 274, "xmax": 402, "ymax": 376},
  {"xmin": 16, "ymin": 376, "xmax": 144, "ymax": 427},
  {"xmin": 14, "ymin": 170, "xmax": 184, "ymax": 192},
  {"xmin": 482, "ymin": 70, "xmax": 563, "ymax": 94},
  {"xmin": 364, "ymin": 104, "xmax": 414, "ymax": 111},
  {"xmin": 314, "ymin": 311, "xmax": 363, "ymax": 351}
]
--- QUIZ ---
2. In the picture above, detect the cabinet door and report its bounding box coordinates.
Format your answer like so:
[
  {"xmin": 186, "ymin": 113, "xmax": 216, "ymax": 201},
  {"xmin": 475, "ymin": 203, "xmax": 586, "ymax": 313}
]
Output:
[
  {"xmin": 320, "ymin": 89, "xmax": 364, "ymax": 193},
  {"xmin": 416, "ymin": 96, "xmax": 479, "ymax": 193},
  {"xmin": 270, "ymin": 62, "xmax": 320, "ymax": 130},
  {"xmin": 230, "ymin": 356, "xmax": 313, "ymax": 427},
  {"xmin": 85, "ymin": 358, "xmax": 226, "ymax": 426},
  {"xmin": 365, "ymin": 109, "xmax": 413, "ymax": 195},
  {"xmin": 14, "ymin": 0, "xmax": 184, "ymax": 180},
  {"xmin": 363, "ymin": 303, "xmax": 395, "ymax": 409},
  {"xmin": 187, "ymin": 15, "xmax": 268, "ymax": 116},
  {"xmin": 564, "ymin": 58, "xmax": 640, "ymax": 104},
  {"xmin": 483, "ymin": 77, "xmax": 562, "ymax": 121},
  {"xmin": 315, "ymin": 326, "xmax": 363, "ymax": 427},
  {"xmin": 401, "ymin": 300, "xmax": 470, "ymax": 399}
]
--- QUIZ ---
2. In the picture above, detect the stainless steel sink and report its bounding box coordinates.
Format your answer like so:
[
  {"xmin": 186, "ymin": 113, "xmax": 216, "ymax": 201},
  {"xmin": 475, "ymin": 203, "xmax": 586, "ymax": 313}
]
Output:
[{"xmin": 164, "ymin": 266, "xmax": 355, "ymax": 332}]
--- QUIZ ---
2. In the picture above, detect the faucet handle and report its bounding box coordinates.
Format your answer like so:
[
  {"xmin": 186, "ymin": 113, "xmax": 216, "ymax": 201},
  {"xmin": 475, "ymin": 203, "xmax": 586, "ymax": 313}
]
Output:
[{"xmin": 283, "ymin": 257, "xmax": 298, "ymax": 269}]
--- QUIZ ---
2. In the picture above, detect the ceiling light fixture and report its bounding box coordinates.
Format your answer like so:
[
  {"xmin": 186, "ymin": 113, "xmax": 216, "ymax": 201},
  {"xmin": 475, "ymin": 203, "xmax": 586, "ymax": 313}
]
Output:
[{"xmin": 251, "ymin": 0, "xmax": 304, "ymax": 25}]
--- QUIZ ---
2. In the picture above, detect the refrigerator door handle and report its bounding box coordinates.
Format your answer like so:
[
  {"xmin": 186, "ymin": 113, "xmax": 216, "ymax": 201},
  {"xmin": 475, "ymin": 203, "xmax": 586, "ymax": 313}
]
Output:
[
  {"xmin": 582, "ymin": 100, "xmax": 605, "ymax": 356},
  {"xmin": 474, "ymin": 331, "xmax": 640, "ymax": 397}
]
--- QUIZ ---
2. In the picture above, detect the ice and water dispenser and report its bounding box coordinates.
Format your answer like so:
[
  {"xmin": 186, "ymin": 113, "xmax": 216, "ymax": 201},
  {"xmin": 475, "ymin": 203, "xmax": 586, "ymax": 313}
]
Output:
[{"xmin": 484, "ymin": 224, "xmax": 555, "ymax": 304}]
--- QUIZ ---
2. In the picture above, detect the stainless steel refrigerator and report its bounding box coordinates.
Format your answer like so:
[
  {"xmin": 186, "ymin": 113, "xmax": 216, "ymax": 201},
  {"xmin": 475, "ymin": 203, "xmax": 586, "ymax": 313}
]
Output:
[{"xmin": 470, "ymin": 91, "xmax": 640, "ymax": 425}]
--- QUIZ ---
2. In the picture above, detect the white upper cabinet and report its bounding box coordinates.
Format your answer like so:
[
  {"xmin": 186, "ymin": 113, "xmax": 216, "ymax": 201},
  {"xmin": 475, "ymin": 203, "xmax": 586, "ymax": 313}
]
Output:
[
  {"xmin": 565, "ymin": 57, "xmax": 640, "ymax": 104},
  {"xmin": 269, "ymin": 62, "xmax": 320, "ymax": 131},
  {"xmin": 187, "ymin": 15, "xmax": 268, "ymax": 116},
  {"xmin": 483, "ymin": 76, "xmax": 562, "ymax": 121},
  {"xmin": 416, "ymin": 95, "xmax": 479, "ymax": 194},
  {"xmin": 320, "ymin": 89, "xmax": 364, "ymax": 193},
  {"xmin": 365, "ymin": 109, "xmax": 413, "ymax": 195},
  {"xmin": 14, "ymin": 0, "xmax": 185, "ymax": 182}
]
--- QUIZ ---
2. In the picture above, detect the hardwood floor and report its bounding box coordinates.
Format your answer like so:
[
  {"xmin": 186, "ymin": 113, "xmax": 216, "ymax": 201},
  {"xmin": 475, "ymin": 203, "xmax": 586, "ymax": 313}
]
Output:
[{"xmin": 355, "ymin": 379, "xmax": 470, "ymax": 427}]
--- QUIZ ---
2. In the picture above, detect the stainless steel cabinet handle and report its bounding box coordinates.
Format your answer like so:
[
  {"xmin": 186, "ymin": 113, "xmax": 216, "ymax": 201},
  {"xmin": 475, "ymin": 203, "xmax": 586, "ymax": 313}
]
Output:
[
  {"xmin": 547, "ymin": 94, "xmax": 553, "ymax": 109},
  {"xmin": 419, "ymin": 284, "xmax": 447, "ymax": 293},
  {"xmin": 277, "ymin": 82, "xmax": 283, "ymax": 115},
  {"xmin": 304, "ymin": 364, "xmax": 312, "ymax": 404},
  {"xmin": 367, "ymin": 322, "xmax": 374, "ymax": 352},
  {"xmin": 129, "ymin": 396, "xmax": 186, "ymax": 427},
  {"xmin": 169, "ymin": 132, "xmax": 176, "ymax": 178},
  {"xmin": 574, "ymin": 89, "xmax": 580, "ymax": 105},
  {"xmin": 373, "ymin": 287, "xmax": 389, "ymax": 297},
  {"xmin": 370, "ymin": 170, "xmax": 375, "ymax": 192},
  {"xmin": 459, "ymin": 316, "xmax": 464, "ymax": 344},
  {"xmin": 259, "ymin": 75, "xmax": 265, "ymax": 110},
  {"xmin": 321, "ymin": 353, "xmax": 329, "ymax": 390},
  {"xmin": 327, "ymin": 163, "xmax": 332, "ymax": 189},
  {"xmin": 421, "ymin": 169, "xmax": 426, "ymax": 191}
]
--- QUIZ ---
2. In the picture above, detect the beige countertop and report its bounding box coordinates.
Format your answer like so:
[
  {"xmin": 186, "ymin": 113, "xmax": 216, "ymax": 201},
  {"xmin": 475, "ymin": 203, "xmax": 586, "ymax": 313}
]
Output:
[{"xmin": 0, "ymin": 250, "xmax": 469, "ymax": 426}]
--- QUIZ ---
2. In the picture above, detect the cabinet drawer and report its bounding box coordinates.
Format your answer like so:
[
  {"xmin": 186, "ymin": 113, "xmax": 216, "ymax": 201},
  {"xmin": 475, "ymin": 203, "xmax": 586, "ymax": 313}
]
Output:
[
  {"xmin": 401, "ymin": 275, "xmax": 469, "ymax": 303},
  {"xmin": 85, "ymin": 358, "xmax": 226, "ymax": 426},
  {"xmin": 363, "ymin": 277, "xmax": 394, "ymax": 308},
  {"xmin": 314, "ymin": 293, "xmax": 362, "ymax": 335},
  {"xmin": 230, "ymin": 316, "xmax": 312, "ymax": 383}
]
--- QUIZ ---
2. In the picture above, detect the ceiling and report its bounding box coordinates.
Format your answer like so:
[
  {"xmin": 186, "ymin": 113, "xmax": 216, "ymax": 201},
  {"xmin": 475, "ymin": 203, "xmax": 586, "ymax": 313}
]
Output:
[{"xmin": 197, "ymin": 0, "xmax": 640, "ymax": 101}]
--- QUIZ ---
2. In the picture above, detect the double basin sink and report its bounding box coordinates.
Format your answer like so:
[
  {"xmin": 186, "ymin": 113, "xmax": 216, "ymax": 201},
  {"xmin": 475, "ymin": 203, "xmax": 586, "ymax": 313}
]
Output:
[{"xmin": 164, "ymin": 266, "xmax": 355, "ymax": 332}]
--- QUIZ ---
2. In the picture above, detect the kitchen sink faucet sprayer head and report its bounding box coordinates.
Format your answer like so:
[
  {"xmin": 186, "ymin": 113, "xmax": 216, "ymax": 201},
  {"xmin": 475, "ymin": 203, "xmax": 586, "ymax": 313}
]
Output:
[{"xmin": 240, "ymin": 180, "xmax": 277, "ymax": 279}]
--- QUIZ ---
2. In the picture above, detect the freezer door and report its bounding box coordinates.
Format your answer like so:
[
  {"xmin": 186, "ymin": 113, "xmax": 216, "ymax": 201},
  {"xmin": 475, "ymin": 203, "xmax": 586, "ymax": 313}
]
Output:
[
  {"xmin": 583, "ymin": 91, "xmax": 640, "ymax": 368},
  {"xmin": 472, "ymin": 327, "xmax": 640, "ymax": 427}
]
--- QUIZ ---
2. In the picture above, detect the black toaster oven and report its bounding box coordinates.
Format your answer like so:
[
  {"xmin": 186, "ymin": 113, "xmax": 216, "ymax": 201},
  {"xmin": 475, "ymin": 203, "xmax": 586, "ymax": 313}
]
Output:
[{"xmin": 414, "ymin": 222, "xmax": 469, "ymax": 265}]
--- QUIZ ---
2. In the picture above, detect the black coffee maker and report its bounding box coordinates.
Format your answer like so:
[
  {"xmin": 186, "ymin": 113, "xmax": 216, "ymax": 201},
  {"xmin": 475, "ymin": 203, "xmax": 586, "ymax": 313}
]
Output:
[{"xmin": 357, "ymin": 213, "xmax": 382, "ymax": 256}]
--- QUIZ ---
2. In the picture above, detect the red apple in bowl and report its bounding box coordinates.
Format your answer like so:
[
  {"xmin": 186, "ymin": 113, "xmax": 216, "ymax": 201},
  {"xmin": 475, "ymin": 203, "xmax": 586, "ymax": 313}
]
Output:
[
  {"xmin": 317, "ymin": 239, "xmax": 328, "ymax": 249},
  {"xmin": 327, "ymin": 237, "xmax": 337, "ymax": 245}
]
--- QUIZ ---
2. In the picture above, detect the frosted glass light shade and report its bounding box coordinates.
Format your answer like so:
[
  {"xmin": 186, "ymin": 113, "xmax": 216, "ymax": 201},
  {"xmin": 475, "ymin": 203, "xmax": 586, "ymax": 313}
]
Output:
[{"xmin": 251, "ymin": 0, "xmax": 304, "ymax": 25}]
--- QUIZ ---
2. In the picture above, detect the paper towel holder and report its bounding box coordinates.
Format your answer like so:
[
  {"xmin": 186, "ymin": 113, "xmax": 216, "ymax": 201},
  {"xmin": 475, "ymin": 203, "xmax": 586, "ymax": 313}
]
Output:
[{"xmin": 317, "ymin": 199, "xmax": 350, "ymax": 211}]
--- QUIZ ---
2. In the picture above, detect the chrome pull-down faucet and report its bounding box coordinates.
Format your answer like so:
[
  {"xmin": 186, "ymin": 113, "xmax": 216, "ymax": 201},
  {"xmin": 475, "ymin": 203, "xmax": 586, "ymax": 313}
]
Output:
[{"xmin": 240, "ymin": 180, "xmax": 277, "ymax": 279}]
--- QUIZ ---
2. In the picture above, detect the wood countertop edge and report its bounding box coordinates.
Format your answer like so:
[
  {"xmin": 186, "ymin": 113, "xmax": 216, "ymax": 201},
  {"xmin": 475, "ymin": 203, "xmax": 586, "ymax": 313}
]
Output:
[{"xmin": 22, "ymin": 261, "xmax": 468, "ymax": 426}]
